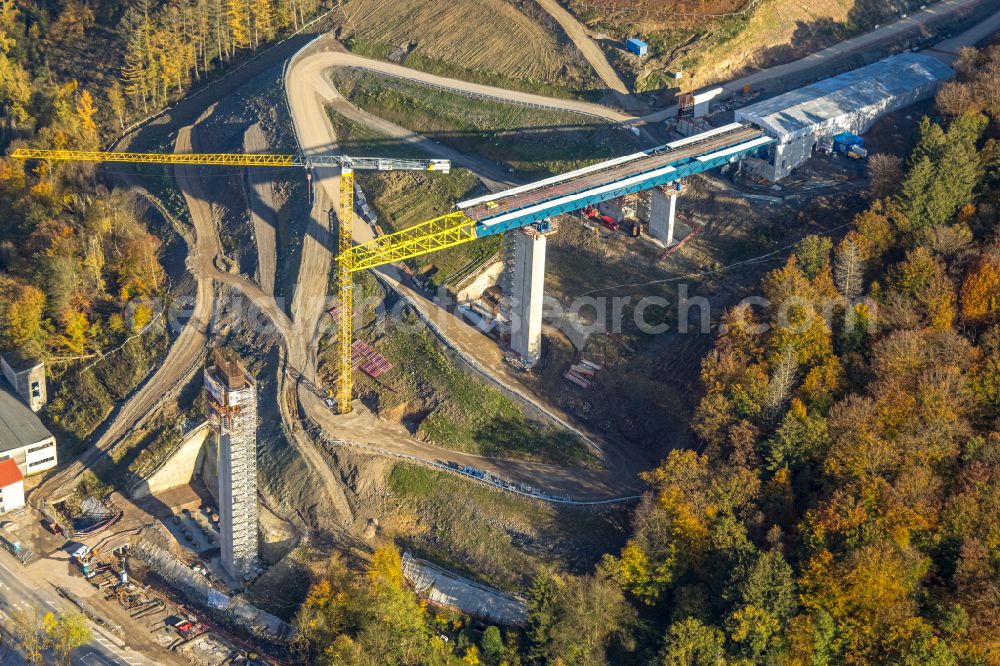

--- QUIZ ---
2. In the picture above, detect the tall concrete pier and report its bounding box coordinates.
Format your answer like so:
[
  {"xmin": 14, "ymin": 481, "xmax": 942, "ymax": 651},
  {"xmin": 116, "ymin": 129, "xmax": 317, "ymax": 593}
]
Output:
[
  {"xmin": 509, "ymin": 228, "xmax": 547, "ymax": 366},
  {"xmin": 647, "ymin": 186, "xmax": 679, "ymax": 245}
]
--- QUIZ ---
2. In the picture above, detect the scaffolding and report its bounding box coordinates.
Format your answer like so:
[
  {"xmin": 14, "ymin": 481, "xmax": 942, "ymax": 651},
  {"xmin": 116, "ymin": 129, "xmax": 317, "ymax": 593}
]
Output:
[{"xmin": 204, "ymin": 351, "xmax": 258, "ymax": 581}]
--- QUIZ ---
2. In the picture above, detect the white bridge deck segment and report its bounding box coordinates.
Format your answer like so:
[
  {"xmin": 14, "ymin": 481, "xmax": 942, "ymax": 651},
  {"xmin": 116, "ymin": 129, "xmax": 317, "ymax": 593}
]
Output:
[{"xmin": 457, "ymin": 124, "xmax": 767, "ymax": 233}]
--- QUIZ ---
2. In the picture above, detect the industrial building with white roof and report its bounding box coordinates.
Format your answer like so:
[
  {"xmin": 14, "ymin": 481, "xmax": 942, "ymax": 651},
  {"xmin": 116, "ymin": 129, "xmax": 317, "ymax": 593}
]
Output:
[
  {"xmin": 735, "ymin": 52, "xmax": 956, "ymax": 181},
  {"xmin": 0, "ymin": 384, "xmax": 57, "ymax": 478}
]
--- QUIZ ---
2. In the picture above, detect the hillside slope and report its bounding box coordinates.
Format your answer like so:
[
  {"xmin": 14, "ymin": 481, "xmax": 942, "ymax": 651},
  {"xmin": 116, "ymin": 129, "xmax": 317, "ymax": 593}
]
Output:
[
  {"xmin": 338, "ymin": 0, "xmax": 603, "ymax": 96},
  {"xmin": 571, "ymin": 0, "xmax": 941, "ymax": 91}
]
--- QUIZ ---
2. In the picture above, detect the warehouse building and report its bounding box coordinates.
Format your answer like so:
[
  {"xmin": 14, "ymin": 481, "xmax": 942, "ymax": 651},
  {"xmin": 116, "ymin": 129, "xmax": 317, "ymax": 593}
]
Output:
[
  {"xmin": 0, "ymin": 384, "xmax": 57, "ymax": 477},
  {"xmin": 735, "ymin": 53, "xmax": 955, "ymax": 181}
]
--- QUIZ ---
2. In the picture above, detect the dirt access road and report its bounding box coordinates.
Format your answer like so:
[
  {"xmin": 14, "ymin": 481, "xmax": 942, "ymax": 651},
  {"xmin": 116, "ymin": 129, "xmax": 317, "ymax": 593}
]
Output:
[
  {"xmin": 286, "ymin": 40, "xmax": 648, "ymax": 495},
  {"xmin": 287, "ymin": 45, "xmax": 517, "ymax": 189},
  {"xmin": 174, "ymin": 125, "xmax": 354, "ymax": 522},
  {"xmin": 244, "ymin": 123, "xmax": 279, "ymax": 296},
  {"xmin": 43, "ymin": 0, "xmax": 999, "ymax": 505},
  {"xmin": 31, "ymin": 128, "xmax": 217, "ymax": 503},
  {"xmin": 533, "ymin": 0, "xmax": 630, "ymax": 97}
]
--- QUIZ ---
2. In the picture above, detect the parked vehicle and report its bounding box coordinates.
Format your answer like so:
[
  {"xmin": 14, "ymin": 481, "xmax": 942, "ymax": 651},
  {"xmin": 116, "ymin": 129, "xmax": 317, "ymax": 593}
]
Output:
[
  {"xmin": 832, "ymin": 132, "xmax": 864, "ymax": 154},
  {"xmin": 583, "ymin": 206, "xmax": 620, "ymax": 231}
]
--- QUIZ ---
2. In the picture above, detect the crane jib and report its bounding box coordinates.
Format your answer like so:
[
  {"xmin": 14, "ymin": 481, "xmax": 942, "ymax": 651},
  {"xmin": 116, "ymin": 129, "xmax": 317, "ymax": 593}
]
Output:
[{"xmin": 9, "ymin": 149, "xmax": 451, "ymax": 173}]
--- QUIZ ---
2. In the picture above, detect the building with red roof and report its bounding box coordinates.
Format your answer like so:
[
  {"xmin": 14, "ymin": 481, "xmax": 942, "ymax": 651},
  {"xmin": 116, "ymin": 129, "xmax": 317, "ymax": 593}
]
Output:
[{"xmin": 0, "ymin": 459, "xmax": 25, "ymax": 514}]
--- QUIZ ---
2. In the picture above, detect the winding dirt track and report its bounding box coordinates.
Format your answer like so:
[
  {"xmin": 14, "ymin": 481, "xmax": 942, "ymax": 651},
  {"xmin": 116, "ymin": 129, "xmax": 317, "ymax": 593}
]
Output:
[
  {"xmin": 289, "ymin": 49, "xmax": 632, "ymax": 124},
  {"xmin": 244, "ymin": 123, "xmax": 278, "ymax": 295},
  {"xmin": 284, "ymin": 41, "xmax": 648, "ymax": 497},
  {"xmin": 175, "ymin": 125, "xmax": 354, "ymax": 522},
  {"xmin": 31, "ymin": 129, "xmax": 216, "ymax": 502},
  {"xmin": 533, "ymin": 0, "xmax": 629, "ymax": 96},
  {"xmin": 43, "ymin": 0, "xmax": 1000, "ymax": 504}
]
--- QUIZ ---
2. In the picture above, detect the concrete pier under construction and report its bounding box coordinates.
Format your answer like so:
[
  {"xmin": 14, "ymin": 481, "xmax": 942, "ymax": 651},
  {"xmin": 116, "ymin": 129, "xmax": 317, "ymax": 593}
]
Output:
[{"xmin": 204, "ymin": 351, "xmax": 259, "ymax": 582}]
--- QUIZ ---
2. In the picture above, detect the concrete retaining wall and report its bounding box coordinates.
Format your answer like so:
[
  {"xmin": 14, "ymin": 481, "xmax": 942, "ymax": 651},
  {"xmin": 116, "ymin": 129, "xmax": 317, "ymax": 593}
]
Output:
[
  {"xmin": 131, "ymin": 423, "xmax": 211, "ymax": 499},
  {"xmin": 454, "ymin": 260, "xmax": 504, "ymax": 302},
  {"xmin": 402, "ymin": 551, "xmax": 526, "ymax": 626}
]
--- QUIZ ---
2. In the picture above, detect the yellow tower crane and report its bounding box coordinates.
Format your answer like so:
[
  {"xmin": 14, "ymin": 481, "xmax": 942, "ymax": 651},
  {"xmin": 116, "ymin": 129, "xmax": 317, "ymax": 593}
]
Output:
[{"xmin": 10, "ymin": 147, "xmax": 460, "ymax": 414}]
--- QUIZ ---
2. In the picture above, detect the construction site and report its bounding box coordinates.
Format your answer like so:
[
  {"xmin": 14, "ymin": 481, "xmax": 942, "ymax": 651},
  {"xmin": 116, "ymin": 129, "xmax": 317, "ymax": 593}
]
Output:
[{"xmin": 1, "ymin": 0, "xmax": 997, "ymax": 663}]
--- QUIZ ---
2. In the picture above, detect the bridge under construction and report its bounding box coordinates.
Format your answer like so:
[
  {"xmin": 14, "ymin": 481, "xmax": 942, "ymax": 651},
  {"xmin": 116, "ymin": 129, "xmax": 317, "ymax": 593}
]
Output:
[
  {"xmin": 12, "ymin": 120, "xmax": 772, "ymax": 413},
  {"xmin": 343, "ymin": 122, "xmax": 772, "ymax": 368}
]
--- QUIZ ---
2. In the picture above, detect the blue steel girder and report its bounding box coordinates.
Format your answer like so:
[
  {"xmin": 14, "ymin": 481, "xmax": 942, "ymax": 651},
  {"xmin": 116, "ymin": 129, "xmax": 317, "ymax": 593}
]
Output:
[{"xmin": 473, "ymin": 142, "xmax": 771, "ymax": 238}]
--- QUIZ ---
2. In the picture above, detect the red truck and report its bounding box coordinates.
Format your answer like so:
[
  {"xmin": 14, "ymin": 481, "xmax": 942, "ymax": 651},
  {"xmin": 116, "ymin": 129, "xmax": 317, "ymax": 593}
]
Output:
[
  {"xmin": 582, "ymin": 206, "xmax": 619, "ymax": 231},
  {"xmin": 174, "ymin": 618, "xmax": 207, "ymax": 641}
]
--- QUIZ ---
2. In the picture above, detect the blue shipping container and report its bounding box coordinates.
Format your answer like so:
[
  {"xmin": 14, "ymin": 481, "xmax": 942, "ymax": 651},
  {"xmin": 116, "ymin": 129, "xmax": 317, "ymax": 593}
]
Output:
[
  {"xmin": 832, "ymin": 132, "xmax": 864, "ymax": 153},
  {"xmin": 626, "ymin": 38, "xmax": 648, "ymax": 57}
]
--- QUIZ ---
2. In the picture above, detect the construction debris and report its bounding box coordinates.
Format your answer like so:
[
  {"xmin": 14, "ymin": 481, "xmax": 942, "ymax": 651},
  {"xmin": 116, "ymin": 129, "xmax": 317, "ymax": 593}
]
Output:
[
  {"xmin": 564, "ymin": 357, "xmax": 604, "ymax": 389},
  {"xmin": 351, "ymin": 340, "xmax": 394, "ymax": 378},
  {"xmin": 659, "ymin": 223, "xmax": 702, "ymax": 261}
]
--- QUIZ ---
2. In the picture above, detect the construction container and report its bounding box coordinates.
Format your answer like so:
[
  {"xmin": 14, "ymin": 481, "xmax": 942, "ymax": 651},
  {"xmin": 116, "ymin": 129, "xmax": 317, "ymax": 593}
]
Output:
[
  {"xmin": 626, "ymin": 38, "xmax": 648, "ymax": 57},
  {"xmin": 832, "ymin": 132, "xmax": 864, "ymax": 154}
]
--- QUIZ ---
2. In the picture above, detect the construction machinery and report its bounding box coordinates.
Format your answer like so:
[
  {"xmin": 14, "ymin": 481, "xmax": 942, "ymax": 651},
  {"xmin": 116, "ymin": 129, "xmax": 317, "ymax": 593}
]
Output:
[
  {"xmin": 11, "ymin": 148, "xmax": 449, "ymax": 415},
  {"xmin": 11, "ymin": 125, "xmax": 773, "ymax": 414}
]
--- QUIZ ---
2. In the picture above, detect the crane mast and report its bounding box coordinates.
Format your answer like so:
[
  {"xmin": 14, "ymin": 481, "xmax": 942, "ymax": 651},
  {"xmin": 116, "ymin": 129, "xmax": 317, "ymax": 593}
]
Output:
[
  {"xmin": 336, "ymin": 168, "xmax": 355, "ymax": 414},
  {"xmin": 10, "ymin": 147, "xmax": 451, "ymax": 415}
]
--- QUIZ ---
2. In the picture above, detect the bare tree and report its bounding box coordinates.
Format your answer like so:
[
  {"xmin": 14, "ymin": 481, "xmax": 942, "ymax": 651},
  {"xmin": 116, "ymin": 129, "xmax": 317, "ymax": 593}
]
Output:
[
  {"xmin": 867, "ymin": 153, "xmax": 903, "ymax": 199},
  {"xmin": 835, "ymin": 239, "xmax": 865, "ymax": 301},
  {"xmin": 764, "ymin": 347, "xmax": 798, "ymax": 422}
]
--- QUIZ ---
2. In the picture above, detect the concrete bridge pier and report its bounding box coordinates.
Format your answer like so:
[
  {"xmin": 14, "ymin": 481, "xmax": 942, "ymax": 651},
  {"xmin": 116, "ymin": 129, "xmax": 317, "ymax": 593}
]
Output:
[
  {"xmin": 510, "ymin": 226, "xmax": 548, "ymax": 367},
  {"xmin": 647, "ymin": 181, "xmax": 682, "ymax": 245}
]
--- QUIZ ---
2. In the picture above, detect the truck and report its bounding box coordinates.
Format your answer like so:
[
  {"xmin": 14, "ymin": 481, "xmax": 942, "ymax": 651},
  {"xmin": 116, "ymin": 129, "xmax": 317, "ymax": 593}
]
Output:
[
  {"xmin": 847, "ymin": 145, "xmax": 868, "ymax": 159},
  {"xmin": 173, "ymin": 618, "xmax": 207, "ymax": 641},
  {"xmin": 832, "ymin": 132, "xmax": 864, "ymax": 155},
  {"xmin": 70, "ymin": 545, "xmax": 94, "ymax": 578},
  {"xmin": 583, "ymin": 206, "xmax": 619, "ymax": 231}
]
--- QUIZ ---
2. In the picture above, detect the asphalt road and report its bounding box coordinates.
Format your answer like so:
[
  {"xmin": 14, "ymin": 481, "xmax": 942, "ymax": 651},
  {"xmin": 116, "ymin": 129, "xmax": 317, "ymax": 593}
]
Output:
[
  {"xmin": 723, "ymin": 0, "xmax": 992, "ymax": 92},
  {"xmin": 638, "ymin": 0, "xmax": 997, "ymax": 123},
  {"xmin": 0, "ymin": 554, "xmax": 149, "ymax": 666}
]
